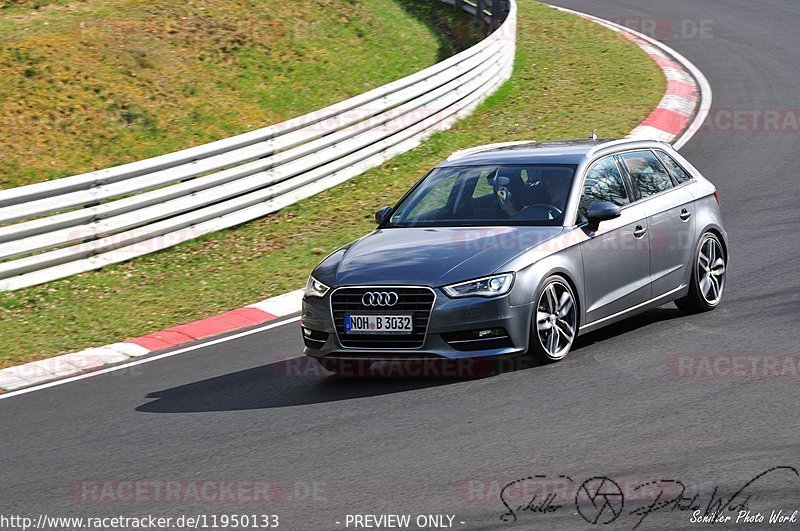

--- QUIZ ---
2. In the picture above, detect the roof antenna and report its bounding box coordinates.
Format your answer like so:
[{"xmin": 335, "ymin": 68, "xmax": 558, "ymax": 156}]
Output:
[{"xmin": 589, "ymin": 129, "xmax": 598, "ymax": 141}]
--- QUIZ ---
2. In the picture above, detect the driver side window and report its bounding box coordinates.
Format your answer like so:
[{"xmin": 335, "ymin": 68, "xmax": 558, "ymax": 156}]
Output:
[{"xmin": 577, "ymin": 157, "xmax": 630, "ymax": 224}]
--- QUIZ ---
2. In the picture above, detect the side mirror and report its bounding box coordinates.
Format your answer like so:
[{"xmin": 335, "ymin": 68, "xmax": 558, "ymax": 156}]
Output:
[
  {"xmin": 375, "ymin": 205, "xmax": 392, "ymax": 225},
  {"xmin": 586, "ymin": 201, "xmax": 621, "ymax": 229}
]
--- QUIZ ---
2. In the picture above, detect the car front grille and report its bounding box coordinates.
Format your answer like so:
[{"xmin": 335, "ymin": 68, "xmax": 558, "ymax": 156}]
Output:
[{"xmin": 331, "ymin": 287, "xmax": 435, "ymax": 349}]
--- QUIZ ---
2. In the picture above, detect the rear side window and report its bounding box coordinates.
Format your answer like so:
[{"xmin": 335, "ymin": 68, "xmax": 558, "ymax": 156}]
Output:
[
  {"xmin": 619, "ymin": 150, "xmax": 674, "ymax": 199},
  {"xmin": 655, "ymin": 150, "xmax": 693, "ymax": 184},
  {"xmin": 578, "ymin": 156, "xmax": 630, "ymax": 224}
]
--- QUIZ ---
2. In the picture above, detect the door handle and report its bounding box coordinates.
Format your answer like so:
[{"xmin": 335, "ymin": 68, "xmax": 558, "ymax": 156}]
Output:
[
  {"xmin": 633, "ymin": 225, "xmax": 647, "ymax": 238},
  {"xmin": 680, "ymin": 209, "xmax": 692, "ymax": 221}
]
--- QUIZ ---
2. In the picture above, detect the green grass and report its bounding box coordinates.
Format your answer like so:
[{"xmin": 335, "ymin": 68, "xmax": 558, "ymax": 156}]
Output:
[
  {"xmin": 0, "ymin": 0, "xmax": 481, "ymax": 188},
  {"xmin": 0, "ymin": 1, "xmax": 666, "ymax": 367}
]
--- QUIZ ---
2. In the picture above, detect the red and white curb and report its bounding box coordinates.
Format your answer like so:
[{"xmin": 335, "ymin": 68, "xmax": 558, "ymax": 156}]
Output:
[
  {"xmin": 552, "ymin": 5, "xmax": 711, "ymax": 150},
  {"xmin": 0, "ymin": 290, "xmax": 304, "ymax": 392},
  {"xmin": 0, "ymin": 8, "xmax": 712, "ymax": 394}
]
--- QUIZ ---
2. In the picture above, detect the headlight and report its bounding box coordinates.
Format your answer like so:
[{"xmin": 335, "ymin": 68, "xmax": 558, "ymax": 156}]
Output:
[
  {"xmin": 442, "ymin": 273, "xmax": 514, "ymax": 298},
  {"xmin": 305, "ymin": 276, "xmax": 330, "ymax": 298}
]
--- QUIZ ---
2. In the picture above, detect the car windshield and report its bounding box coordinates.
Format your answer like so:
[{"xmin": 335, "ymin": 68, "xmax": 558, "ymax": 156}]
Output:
[{"xmin": 387, "ymin": 164, "xmax": 577, "ymax": 227}]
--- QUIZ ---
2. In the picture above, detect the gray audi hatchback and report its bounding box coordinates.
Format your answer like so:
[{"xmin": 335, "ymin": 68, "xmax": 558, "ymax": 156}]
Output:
[{"xmin": 301, "ymin": 139, "xmax": 727, "ymax": 373}]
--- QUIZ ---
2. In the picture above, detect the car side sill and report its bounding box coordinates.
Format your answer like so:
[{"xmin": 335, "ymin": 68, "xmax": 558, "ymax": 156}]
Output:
[{"xmin": 578, "ymin": 285, "xmax": 688, "ymax": 335}]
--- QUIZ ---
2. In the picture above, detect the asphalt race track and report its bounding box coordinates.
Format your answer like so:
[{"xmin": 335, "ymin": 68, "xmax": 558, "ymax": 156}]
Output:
[{"xmin": 2, "ymin": 1, "xmax": 799, "ymax": 529}]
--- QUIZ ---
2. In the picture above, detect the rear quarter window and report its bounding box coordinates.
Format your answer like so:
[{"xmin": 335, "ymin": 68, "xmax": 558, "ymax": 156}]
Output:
[
  {"xmin": 619, "ymin": 150, "xmax": 674, "ymax": 199},
  {"xmin": 655, "ymin": 150, "xmax": 694, "ymax": 184}
]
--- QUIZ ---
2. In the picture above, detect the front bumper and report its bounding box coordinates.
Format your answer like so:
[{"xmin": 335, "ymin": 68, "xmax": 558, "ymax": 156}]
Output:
[{"xmin": 300, "ymin": 286, "xmax": 533, "ymax": 361}]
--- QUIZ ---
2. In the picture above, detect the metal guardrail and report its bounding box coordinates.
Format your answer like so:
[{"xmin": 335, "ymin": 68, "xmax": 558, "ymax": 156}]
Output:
[{"xmin": 0, "ymin": 0, "xmax": 516, "ymax": 291}]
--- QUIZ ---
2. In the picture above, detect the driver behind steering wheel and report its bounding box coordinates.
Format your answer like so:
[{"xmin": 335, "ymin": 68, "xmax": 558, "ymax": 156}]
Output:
[
  {"xmin": 494, "ymin": 169, "xmax": 570, "ymax": 221},
  {"xmin": 494, "ymin": 172, "xmax": 530, "ymax": 218}
]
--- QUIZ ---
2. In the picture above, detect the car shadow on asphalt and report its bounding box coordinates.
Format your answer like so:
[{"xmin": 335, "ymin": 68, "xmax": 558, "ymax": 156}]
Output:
[
  {"xmin": 136, "ymin": 306, "xmax": 686, "ymax": 414},
  {"xmin": 571, "ymin": 305, "xmax": 685, "ymax": 351},
  {"xmin": 135, "ymin": 360, "xmax": 466, "ymax": 413}
]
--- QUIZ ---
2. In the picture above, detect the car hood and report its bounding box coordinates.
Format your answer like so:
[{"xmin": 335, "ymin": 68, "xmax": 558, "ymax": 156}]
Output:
[{"xmin": 331, "ymin": 226, "xmax": 564, "ymax": 286}]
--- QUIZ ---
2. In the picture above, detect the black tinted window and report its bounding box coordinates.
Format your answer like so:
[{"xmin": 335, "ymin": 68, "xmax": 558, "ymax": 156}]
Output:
[
  {"xmin": 578, "ymin": 157, "xmax": 630, "ymax": 224},
  {"xmin": 619, "ymin": 150, "xmax": 674, "ymax": 199},
  {"xmin": 656, "ymin": 150, "xmax": 693, "ymax": 184}
]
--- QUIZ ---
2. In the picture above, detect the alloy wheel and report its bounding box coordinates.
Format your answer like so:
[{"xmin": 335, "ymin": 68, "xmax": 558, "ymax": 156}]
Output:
[
  {"xmin": 698, "ymin": 236, "xmax": 726, "ymax": 305},
  {"xmin": 536, "ymin": 280, "xmax": 577, "ymax": 360}
]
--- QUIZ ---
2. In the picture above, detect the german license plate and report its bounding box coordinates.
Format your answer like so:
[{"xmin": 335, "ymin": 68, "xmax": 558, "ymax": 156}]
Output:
[{"xmin": 345, "ymin": 315, "xmax": 413, "ymax": 334}]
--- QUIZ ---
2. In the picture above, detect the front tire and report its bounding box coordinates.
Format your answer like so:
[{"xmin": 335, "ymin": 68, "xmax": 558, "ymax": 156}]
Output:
[
  {"xmin": 675, "ymin": 232, "xmax": 726, "ymax": 314},
  {"xmin": 528, "ymin": 275, "xmax": 578, "ymax": 364}
]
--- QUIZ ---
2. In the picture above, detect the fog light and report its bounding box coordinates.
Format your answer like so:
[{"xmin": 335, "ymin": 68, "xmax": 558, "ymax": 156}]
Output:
[
  {"xmin": 441, "ymin": 328, "xmax": 512, "ymax": 352},
  {"xmin": 442, "ymin": 328, "xmax": 507, "ymax": 342},
  {"xmin": 301, "ymin": 327, "xmax": 329, "ymax": 350}
]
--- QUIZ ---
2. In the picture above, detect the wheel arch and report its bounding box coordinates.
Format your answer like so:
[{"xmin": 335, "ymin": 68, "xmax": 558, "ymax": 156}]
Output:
[
  {"xmin": 705, "ymin": 226, "xmax": 728, "ymax": 260},
  {"xmin": 512, "ymin": 250, "xmax": 584, "ymax": 327},
  {"xmin": 694, "ymin": 222, "xmax": 729, "ymax": 267}
]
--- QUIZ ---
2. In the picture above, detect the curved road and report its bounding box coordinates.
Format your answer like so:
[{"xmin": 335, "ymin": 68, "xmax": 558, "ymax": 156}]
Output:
[{"xmin": 2, "ymin": 1, "xmax": 799, "ymax": 529}]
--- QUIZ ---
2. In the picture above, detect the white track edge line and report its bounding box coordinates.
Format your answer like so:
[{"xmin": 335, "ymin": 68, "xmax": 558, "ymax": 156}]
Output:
[
  {"xmin": 0, "ymin": 316, "xmax": 301, "ymax": 401},
  {"xmin": 549, "ymin": 4, "xmax": 712, "ymax": 151}
]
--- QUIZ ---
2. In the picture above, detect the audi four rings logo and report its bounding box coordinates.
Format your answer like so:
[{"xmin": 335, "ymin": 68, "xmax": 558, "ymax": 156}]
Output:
[{"xmin": 361, "ymin": 291, "xmax": 400, "ymax": 307}]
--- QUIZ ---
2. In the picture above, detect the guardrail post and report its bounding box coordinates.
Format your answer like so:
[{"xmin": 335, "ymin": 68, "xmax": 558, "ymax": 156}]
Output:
[
  {"xmin": 476, "ymin": 0, "xmax": 484, "ymax": 23},
  {"xmin": 80, "ymin": 200, "xmax": 99, "ymax": 244},
  {"xmin": 454, "ymin": 0, "xmax": 463, "ymax": 14},
  {"xmin": 491, "ymin": 0, "xmax": 501, "ymax": 29}
]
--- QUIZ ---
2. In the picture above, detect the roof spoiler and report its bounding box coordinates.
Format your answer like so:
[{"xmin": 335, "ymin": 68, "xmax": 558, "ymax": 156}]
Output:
[{"xmin": 446, "ymin": 141, "xmax": 535, "ymax": 162}]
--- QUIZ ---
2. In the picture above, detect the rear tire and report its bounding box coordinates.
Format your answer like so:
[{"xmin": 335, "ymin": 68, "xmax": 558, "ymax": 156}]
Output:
[
  {"xmin": 528, "ymin": 275, "xmax": 578, "ymax": 365},
  {"xmin": 675, "ymin": 232, "xmax": 726, "ymax": 314}
]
